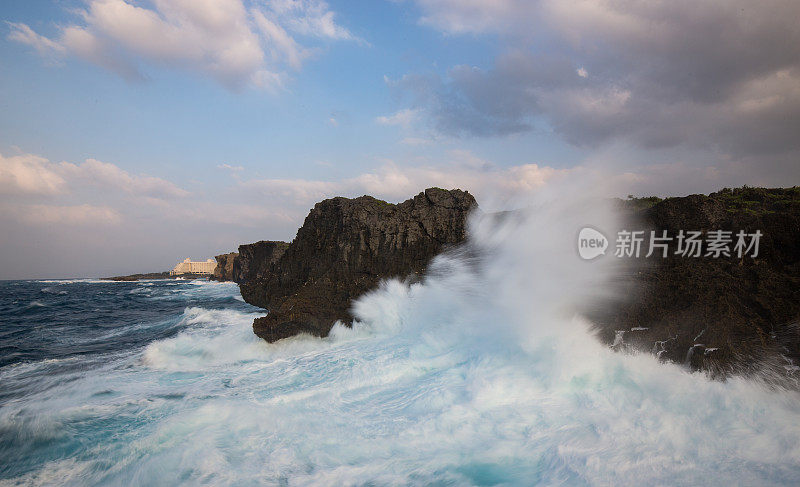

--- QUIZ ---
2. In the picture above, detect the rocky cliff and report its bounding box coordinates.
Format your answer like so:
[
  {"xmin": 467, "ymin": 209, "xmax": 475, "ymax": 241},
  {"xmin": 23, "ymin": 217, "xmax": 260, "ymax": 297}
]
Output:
[
  {"xmin": 228, "ymin": 185, "xmax": 797, "ymax": 379},
  {"xmin": 591, "ymin": 187, "xmax": 800, "ymax": 379},
  {"xmin": 213, "ymin": 241, "xmax": 289, "ymax": 285},
  {"xmin": 240, "ymin": 188, "xmax": 477, "ymax": 342},
  {"xmin": 213, "ymin": 253, "xmax": 238, "ymax": 281}
]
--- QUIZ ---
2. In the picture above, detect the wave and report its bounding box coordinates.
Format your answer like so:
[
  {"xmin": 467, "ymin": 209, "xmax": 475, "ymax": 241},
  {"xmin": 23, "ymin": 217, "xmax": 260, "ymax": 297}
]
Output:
[
  {"xmin": 36, "ymin": 279, "xmax": 126, "ymax": 284},
  {"xmin": 40, "ymin": 287, "xmax": 68, "ymax": 295}
]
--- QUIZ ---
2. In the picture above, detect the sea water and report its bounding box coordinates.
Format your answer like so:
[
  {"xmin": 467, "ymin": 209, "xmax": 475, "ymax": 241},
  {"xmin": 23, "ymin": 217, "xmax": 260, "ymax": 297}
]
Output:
[{"xmin": 1, "ymin": 194, "xmax": 800, "ymax": 486}]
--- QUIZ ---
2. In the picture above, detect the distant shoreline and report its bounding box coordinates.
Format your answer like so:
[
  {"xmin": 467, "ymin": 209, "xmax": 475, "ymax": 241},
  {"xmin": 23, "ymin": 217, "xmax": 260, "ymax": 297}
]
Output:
[{"xmin": 101, "ymin": 272, "xmax": 213, "ymax": 281}]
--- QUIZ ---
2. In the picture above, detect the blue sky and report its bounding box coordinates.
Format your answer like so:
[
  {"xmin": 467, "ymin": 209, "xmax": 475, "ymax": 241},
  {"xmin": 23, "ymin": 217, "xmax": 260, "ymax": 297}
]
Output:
[{"xmin": 1, "ymin": 0, "xmax": 798, "ymax": 278}]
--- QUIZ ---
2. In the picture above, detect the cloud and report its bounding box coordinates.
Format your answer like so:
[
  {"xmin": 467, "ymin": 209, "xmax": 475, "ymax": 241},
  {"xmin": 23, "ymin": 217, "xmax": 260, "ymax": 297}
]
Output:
[
  {"xmin": 0, "ymin": 152, "xmax": 67, "ymax": 196},
  {"xmin": 413, "ymin": 0, "xmax": 539, "ymax": 35},
  {"xmin": 399, "ymin": 0, "xmax": 800, "ymax": 162},
  {"xmin": 218, "ymin": 163, "xmax": 244, "ymax": 172},
  {"xmin": 0, "ymin": 150, "xmax": 194, "ymax": 230},
  {"xmin": 0, "ymin": 152, "xmax": 187, "ymax": 200},
  {"xmin": 400, "ymin": 137, "xmax": 434, "ymax": 146},
  {"xmin": 6, "ymin": 22, "xmax": 65, "ymax": 58},
  {"xmin": 59, "ymin": 158, "xmax": 189, "ymax": 199},
  {"xmin": 375, "ymin": 108, "xmax": 420, "ymax": 128},
  {"xmin": 241, "ymin": 152, "xmax": 563, "ymax": 207},
  {"xmin": 7, "ymin": 0, "xmax": 358, "ymax": 90},
  {"xmin": 269, "ymin": 0, "xmax": 359, "ymax": 41},
  {"xmin": 9, "ymin": 204, "xmax": 122, "ymax": 226}
]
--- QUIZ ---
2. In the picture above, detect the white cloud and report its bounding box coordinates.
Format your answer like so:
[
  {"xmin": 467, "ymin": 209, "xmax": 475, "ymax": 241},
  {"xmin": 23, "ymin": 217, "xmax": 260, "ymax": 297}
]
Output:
[
  {"xmin": 241, "ymin": 177, "xmax": 340, "ymax": 205},
  {"xmin": 400, "ymin": 137, "xmax": 434, "ymax": 146},
  {"xmin": 251, "ymin": 9, "xmax": 308, "ymax": 70},
  {"xmin": 8, "ymin": 0, "xmax": 358, "ymax": 90},
  {"xmin": 269, "ymin": 0, "xmax": 359, "ymax": 41},
  {"xmin": 376, "ymin": 108, "xmax": 420, "ymax": 128},
  {"xmin": 59, "ymin": 158, "xmax": 189, "ymax": 199},
  {"xmin": 0, "ymin": 152, "xmax": 67, "ymax": 196},
  {"xmin": 0, "ymin": 150, "xmax": 190, "ymax": 229},
  {"xmin": 414, "ymin": 0, "xmax": 538, "ymax": 34},
  {"xmin": 0, "ymin": 152, "xmax": 187, "ymax": 200},
  {"xmin": 6, "ymin": 22, "xmax": 65, "ymax": 58},
  {"xmin": 241, "ymin": 153, "xmax": 564, "ymax": 207},
  {"xmin": 218, "ymin": 163, "xmax": 245, "ymax": 172}
]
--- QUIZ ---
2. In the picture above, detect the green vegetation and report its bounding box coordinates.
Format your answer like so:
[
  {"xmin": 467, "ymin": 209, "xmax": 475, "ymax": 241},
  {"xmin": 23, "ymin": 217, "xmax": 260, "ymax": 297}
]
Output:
[
  {"xmin": 624, "ymin": 195, "xmax": 663, "ymax": 210},
  {"xmin": 618, "ymin": 186, "xmax": 800, "ymax": 214},
  {"xmin": 710, "ymin": 186, "xmax": 800, "ymax": 214}
]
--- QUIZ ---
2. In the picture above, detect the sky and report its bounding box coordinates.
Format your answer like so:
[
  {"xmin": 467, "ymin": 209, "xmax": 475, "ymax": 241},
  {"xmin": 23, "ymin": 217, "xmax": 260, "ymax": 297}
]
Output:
[{"xmin": 1, "ymin": 0, "xmax": 799, "ymax": 279}]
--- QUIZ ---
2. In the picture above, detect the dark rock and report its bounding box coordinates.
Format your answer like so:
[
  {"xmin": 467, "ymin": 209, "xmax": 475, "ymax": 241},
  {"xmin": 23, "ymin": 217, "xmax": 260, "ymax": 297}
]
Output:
[
  {"xmin": 102, "ymin": 272, "xmax": 171, "ymax": 281},
  {"xmin": 591, "ymin": 187, "xmax": 800, "ymax": 379},
  {"xmin": 213, "ymin": 253, "xmax": 237, "ymax": 281},
  {"xmin": 211, "ymin": 241, "xmax": 288, "ymax": 286},
  {"xmin": 101, "ymin": 272, "xmax": 217, "ymax": 281},
  {"xmin": 240, "ymin": 188, "xmax": 477, "ymax": 342},
  {"xmin": 237, "ymin": 241, "xmax": 289, "ymax": 301}
]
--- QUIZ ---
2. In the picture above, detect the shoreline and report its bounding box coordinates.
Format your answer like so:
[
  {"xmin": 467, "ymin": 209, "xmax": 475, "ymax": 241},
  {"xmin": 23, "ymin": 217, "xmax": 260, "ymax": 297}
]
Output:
[{"xmin": 101, "ymin": 272, "xmax": 213, "ymax": 281}]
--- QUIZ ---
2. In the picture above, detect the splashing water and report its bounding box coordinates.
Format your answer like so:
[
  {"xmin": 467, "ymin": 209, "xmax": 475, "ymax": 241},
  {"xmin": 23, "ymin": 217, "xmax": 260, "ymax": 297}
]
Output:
[{"xmin": 1, "ymin": 191, "xmax": 800, "ymax": 486}]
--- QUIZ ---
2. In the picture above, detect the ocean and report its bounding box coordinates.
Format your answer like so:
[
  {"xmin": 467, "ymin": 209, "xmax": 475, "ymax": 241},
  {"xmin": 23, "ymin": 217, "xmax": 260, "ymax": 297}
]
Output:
[{"xmin": 2, "ymin": 198, "xmax": 800, "ymax": 486}]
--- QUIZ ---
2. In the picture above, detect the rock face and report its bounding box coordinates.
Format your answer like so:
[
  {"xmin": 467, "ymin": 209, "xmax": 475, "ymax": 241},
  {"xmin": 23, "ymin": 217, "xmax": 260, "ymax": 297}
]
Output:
[
  {"xmin": 237, "ymin": 241, "xmax": 289, "ymax": 301},
  {"xmin": 213, "ymin": 242, "xmax": 289, "ymax": 285},
  {"xmin": 213, "ymin": 253, "xmax": 238, "ymax": 281},
  {"xmin": 240, "ymin": 188, "xmax": 477, "ymax": 342},
  {"xmin": 229, "ymin": 184, "xmax": 796, "ymax": 378},
  {"xmin": 591, "ymin": 187, "xmax": 800, "ymax": 378}
]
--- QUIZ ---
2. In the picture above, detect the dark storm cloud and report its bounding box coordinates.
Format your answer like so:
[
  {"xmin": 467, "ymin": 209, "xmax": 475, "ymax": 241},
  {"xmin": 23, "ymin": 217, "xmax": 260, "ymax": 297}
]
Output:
[{"xmin": 403, "ymin": 0, "xmax": 800, "ymax": 158}]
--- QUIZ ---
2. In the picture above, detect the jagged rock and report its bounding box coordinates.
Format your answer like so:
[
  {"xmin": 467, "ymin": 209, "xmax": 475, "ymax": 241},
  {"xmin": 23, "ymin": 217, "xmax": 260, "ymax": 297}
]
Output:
[
  {"xmin": 237, "ymin": 241, "xmax": 289, "ymax": 301},
  {"xmin": 211, "ymin": 242, "xmax": 288, "ymax": 285},
  {"xmin": 240, "ymin": 188, "xmax": 477, "ymax": 342},
  {"xmin": 591, "ymin": 187, "xmax": 800, "ymax": 378},
  {"xmin": 213, "ymin": 253, "xmax": 238, "ymax": 281}
]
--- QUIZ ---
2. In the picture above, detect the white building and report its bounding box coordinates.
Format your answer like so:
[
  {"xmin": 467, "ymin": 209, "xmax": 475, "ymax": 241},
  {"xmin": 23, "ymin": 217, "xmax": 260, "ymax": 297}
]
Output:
[{"xmin": 170, "ymin": 258, "xmax": 217, "ymax": 276}]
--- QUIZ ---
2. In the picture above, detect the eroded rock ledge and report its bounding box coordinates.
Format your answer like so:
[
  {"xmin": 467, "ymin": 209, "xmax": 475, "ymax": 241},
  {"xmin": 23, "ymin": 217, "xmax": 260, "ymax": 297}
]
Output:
[{"xmin": 232, "ymin": 188, "xmax": 477, "ymax": 342}]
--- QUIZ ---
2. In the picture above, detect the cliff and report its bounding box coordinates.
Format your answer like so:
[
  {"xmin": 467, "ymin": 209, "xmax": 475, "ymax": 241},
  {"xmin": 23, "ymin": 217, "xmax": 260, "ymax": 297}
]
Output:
[
  {"xmin": 213, "ymin": 253, "xmax": 237, "ymax": 281},
  {"xmin": 591, "ymin": 187, "xmax": 800, "ymax": 379},
  {"xmin": 229, "ymin": 184, "xmax": 798, "ymax": 379},
  {"xmin": 212, "ymin": 241, "xmax": 289, "ymax": 285},
  {"xmin": 240, "ymin": 188, "xmax": 477, "ymax": 342}
]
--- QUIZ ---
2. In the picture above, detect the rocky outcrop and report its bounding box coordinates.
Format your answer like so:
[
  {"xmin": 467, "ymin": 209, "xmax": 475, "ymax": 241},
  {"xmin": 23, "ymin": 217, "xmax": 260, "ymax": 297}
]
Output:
[
  {"xmin": 213, "ymin": 253, "xmax": 238, "ymax": 281},
  {"xmin": 212, "ymin": 242, "xmax": 289, "ymax": 284},
  {"xmin": 240, "ymin": 188, "xmax": 477, "ymax": 342},
  {"xmin": 102, "ymin": 272, "xmax": 172, "ymax": 281},
  {"xmin": 591, "ymin": 187, "xmax": 800, "ymax": 379},
  {"xmin": 237, "ymin": 241, "xmax": 289, "ymax": 301},
  {"xmin": 229, "ymin": 183, "xmax": 797, "ymax": 378}
]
